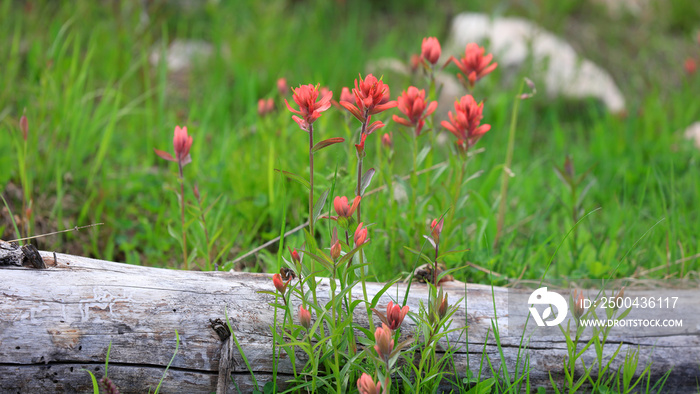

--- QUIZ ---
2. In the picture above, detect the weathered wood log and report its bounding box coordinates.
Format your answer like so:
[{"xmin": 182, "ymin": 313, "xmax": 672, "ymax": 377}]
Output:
[{"xmin": 1, "ymin": 252, "xmax": 698, "ymax": 393}]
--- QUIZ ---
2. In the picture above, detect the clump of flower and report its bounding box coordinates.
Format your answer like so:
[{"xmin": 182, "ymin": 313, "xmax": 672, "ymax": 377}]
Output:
[
  {"xmin": 333, "ymin": 196, "xmax": 361, "ymax": 218},
  {"xmin": 393, "ymin": 86, "xmax": 438, "ymax": 136},
  {"xmin": 441, "ymin": 95, "xmax": 491, "ymax": 152},
  {"xmin": 446, "ymin": 43, "xmax": 498, "ymax": 89},
  {"xmin": 272, "ymin": 273, "xmax": 291, "ymax": 295},
  {"xmin": 381, "ymin": 132, "xmax": 392, "ymax": 149}
]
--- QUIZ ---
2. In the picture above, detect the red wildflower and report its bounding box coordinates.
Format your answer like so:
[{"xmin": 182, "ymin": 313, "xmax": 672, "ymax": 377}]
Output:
[
  {"xmin": 421, "ymin": 37, "xmax": 442, "ymax": 65},
  {"xmin": 685, "ymin": 58, "xmax": 697, "ymax": 75},
  {"xmin": 441, "ymin": 95, "xmax": 490, "ymax": 151},
  {"xmin": 381, "ymin": 132, "xmax": 392, "ymax": 148},
  {"xmin": 410, "ymin": 54, "xmax": 422, "ymax": 72},
  {"xmin": 339, "ymin": 74, "xmax": 397, "ymax": 123},
  {"xmin": 154, "ymin": 125, "xmax": 193, "ymax": 167},
  {"xmin": 289, "ymin": 248, "xmax": 301, "ymax": 264},
  {"xmin": 285, "ymin": 84, "xmax": 332, "ymax": 132},
  {"xmin": 257, "ymin": 98, "xmax": 274, "ymax": 117},
  {"xmin": 446, "ymin": 43, "xmax": 498, "ymax": 88},
  {"xmin": 355, "ymin": 131, "xmax": 368, "ymax": 156},
  {"xmin": 386, "ymin": 301, "xmax": 409, "ymax": 330},
  {"xmin": 374, "ymin": 323, "xmax": 394, "ymax": 363},
  {"xmin": 572, "ymin": 290, "xmax": 585, "ymax": 319},
  {"xmin": 430, "ymin": 217, "xmax": 444, "ymax": 244},
  {"xmin": 392, "ymin": 86, "xmax": 438, "ymax": 136},
  {"xmin": 330, "ymin": 228, "xmax": 341, "ymax": 260},
  {"xmin": 299, "ymin": 305, "xmax": 311, "ymax": 329},
  {"xmin": 272, "ymin": 273, "xmax": 291, "ymax": 294},
  {"xmin": 354, "ymin": 222, "xmax": 369, "ymax": 247},
  {"xmin": 333, "ymin": 196, "xmax": 361, "ymax": 218},
  {"xmin": 277, "ymin": 78, "xmax": 288, "ymax": 96},
  {"xmin": 357, "ymin": 373, "xmax": 382, "ymax": 394}
]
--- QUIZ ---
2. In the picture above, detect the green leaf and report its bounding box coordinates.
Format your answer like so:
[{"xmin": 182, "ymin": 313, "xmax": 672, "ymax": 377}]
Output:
[
  {"xmin": 82, "ymin": 369, "xmax": 99, "ymax": 394},
  {"xmin": 403, "ymin": 246, "xmax": 434, "ymax": 265},
  {"xmin": 416, "ymin": 146, "xmax": 431, "ymax": 168},
  {"xmin": 313, "ymin": 189, "xmax": 329, "ymax": 225},
  {"xmin": 359, "ymin": 168, "xmax": 375, "ymax": 196},
  {"xmin": 274, "ymin": 169, "xmax": 310, "ymax": 190},
  {"xmin": 312, "ymin": 137, "xmax": 345, "ymax": 153}
]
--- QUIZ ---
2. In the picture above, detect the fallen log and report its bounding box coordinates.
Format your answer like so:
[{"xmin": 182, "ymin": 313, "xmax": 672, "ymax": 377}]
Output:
[{"xmin": 0, "ymin": 251, "xmax": 698, "ymax": 393}]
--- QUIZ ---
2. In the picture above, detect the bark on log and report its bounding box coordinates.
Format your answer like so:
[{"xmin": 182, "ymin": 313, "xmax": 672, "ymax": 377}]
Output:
[{"xmin": 0, "ymin": 252, "xmax": 698, "ymax": 393}]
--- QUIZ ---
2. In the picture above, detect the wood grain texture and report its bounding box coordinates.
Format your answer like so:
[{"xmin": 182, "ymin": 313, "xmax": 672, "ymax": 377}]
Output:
[{"xmin": 0, "ymin": 252, "xmax": 698, "ymax": 393}]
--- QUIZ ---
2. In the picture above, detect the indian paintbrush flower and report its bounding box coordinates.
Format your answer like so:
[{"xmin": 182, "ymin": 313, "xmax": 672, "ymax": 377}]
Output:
[
  {"xmin": 357, "ymin": 373, "xmax": 382, "ymax": 394},
  {"xmin": 446, "ymin": 43, "xmax": 498, "ymax": 88},
  {"xmin": 273, "ymin": 273, "xmax": 291, "ymax": 295},
  {"xmin": 381, "ymin": 132, "xmax": 393, "ymax": 149},
  {"xmin": 374, "ymin": 323, "xmax": 394, "ymax": 363},
  {"xmin": 277, "ymin": 78, "xmax": 288, "ymax": 96},
  {"xmin": 257, "ymin": 98, "xmax": 274, "ymax": 117},
  {"xmin": 339, "ymin": 74, "xmax": 397, "ymax": 123},
  {"xmin": 393, "ymin": 86, "xmax": 438, "ymax": 136},
  {"xmin": 421, "ymin": 37, "xmax": 441, "ymax": 65},
  {"xmin": 284, "ymin": 84, "xmax": 332, "ymax": 132},
  {"xmin": 333, "ymin": 196, "xmax": 361, "ymax": 218},
  {"xmin": 330, "ymin": 228, "xmax": 341, "ymax": 261},
  {"xmin": 299, "ymin": 305, "xmax": 311, "ymax": 329},
  {"xmin": 354, "ymin": 222, "xmax": 369, "ymax": 247},
  {"xmin": 441, "ymin": 95, "xmax": 490, "ymax": 152},
  {"xmin": 289, "ymin": 247, "xmax": 301, "ymax": 265},
  {"xmin": 386, "ymin": 301, "xmax": 409, "ymax": 330},
  {"xmin": 154, "ymin": 125, "xmax": 193, "ymax": 167},
  {"xmin": 430, "ymin": 218, "xmax": 444, "ymax": 245}
]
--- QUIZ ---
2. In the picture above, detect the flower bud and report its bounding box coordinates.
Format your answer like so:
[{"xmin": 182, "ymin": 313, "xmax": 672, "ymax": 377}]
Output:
[
  {"xmin": 373, "ymin": 323, "xmax": 394, "ymax": 363},
  {"xmin": 430, "ymin": 218, "xmax": 444, "ymax": 244},
  {"xmin": 299, "ymin": 305, "xmax": 311, "ymax": 329},
  {"xmin": 381, "ymin": 132, "xmax": 392, "ymax": 149},
  {"xmin": 386, "ymin": 301, "xmax": 409, "ymax": 330},
  {"xmin": 421, "ymin": 37, "xmax": 442, "ymax": 65},
  {"xmin": 272, "ymin": 273, "xmax": 289, "ymax": 294},
  {"xmin": 354, "ymin": 222, "xmax": 369, "ymax": 247},
  {"xmin": 277, "ymin": 78, "xmax": 288, "ymax": 96},
  {"xmin": 357, "ymin": 373, "xmax": 381, "ymax": 394},
  {"xmin": 572, "ymin": 290, "xmax": 585, "ymax": 319},
  {"xmin": 330, "ymin": 228, "xmax": 341, "ymax": 261},
  {"xmin": 289, "ymin": 248, "xmax": 300, "ymax": 265}
]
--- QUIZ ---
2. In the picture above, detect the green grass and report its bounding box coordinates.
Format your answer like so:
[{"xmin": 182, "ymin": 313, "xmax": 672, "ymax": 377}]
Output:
[{"xmin": 1, "ymin": 0, "xmax": 699, "ymax": 286}]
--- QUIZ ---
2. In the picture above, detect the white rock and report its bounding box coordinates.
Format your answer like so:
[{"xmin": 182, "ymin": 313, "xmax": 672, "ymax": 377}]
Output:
[
  {"xmin": 149, "ymin": 40, "xmax": 214, "ymax": 72},
  {"xmin": 683, "ymin": 122, "xmax": 700, "ymax": 150},
  {"xmin": 447, "ymin": 13, "xmax": 626, "ymax": 113}
]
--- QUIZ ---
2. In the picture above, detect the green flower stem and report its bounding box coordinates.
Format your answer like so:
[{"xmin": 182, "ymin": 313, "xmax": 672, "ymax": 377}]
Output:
[
  {"xmin": 178, "ymin": 163, "xmax": 188, "ymax": 270},
  {"xmin": 494, "ymin": 80, "xmax": 525, "ymax": 249}
]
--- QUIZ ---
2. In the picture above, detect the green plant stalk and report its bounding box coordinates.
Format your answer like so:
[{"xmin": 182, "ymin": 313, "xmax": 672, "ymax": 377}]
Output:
[
  {"xmin": 360, "ymin": 250, "xmax": 375, "ymax": 334},
  {"xmin": 356, "ymin": 107, "xmax": 370, "ymax": 224},
  {"xmin": 571, "ymin": 182, "xmax": 578, "ymax": 261},
  {"xmin": 309, "ymin": 123, "xmax": 315, "ymax": 237},
  {"xmin": 446, "ymin": 158, "xmax": 467, "ymax": 244},
  {"xmin": 178, "ymin": 163, "xmax": 188, "ymax": 270},
  {"xmin": 194, "ymin": 188, "xmax": 212, "ymax": 270},
  {"xmin": 494, "ymin": 81, "xmax": 525, "ymax": 249}
]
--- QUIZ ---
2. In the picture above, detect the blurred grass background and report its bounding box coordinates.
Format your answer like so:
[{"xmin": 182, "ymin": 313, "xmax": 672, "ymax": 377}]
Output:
[{"xmin": 1, "ymin": 0, "xmax": 699, "ymax": 285}]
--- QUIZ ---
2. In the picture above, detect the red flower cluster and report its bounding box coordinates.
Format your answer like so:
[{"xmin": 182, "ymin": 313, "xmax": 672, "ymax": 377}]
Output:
[
  {"xmin": 357, "ymin": 373, "xmax": 381, "ymax": 394},
  {"xmin": 393, "ymin": 86, "xmax": 438, "ymax": 136},
  {"xmin": 446, "ymin": 43, "xmax": 498, "ymax": 88},
  {"xmin": 333, "ymin": 196, "xmax": 361, "ymax": 218},
  {"xmin": 441, "ymin": 95, "xmax": 490, "ymax": 151},
  {"xmin": 285, "ymin": 84, "xmax": 332, "ymax": 132},
  {"xmin": 354, "ymin": 222, "xmax": 369, "ymax": 247}
]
